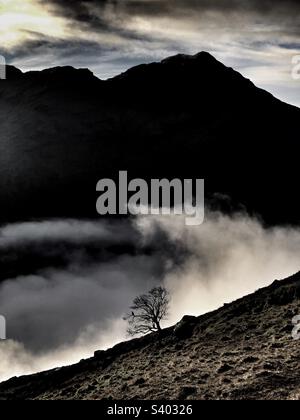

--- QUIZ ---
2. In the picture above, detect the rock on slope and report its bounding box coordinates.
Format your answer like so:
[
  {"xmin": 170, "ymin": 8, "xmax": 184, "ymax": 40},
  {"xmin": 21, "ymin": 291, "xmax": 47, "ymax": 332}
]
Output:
[{"xmin": 1, "ymin": 272, "xmax": 300, "ymax": 400}]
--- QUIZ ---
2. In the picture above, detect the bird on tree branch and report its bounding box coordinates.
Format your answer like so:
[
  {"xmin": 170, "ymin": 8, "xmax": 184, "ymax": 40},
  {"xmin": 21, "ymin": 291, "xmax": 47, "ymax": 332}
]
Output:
[{"xmin": 124, "ymin": 286, "xmax": 170, "ymax": 337}]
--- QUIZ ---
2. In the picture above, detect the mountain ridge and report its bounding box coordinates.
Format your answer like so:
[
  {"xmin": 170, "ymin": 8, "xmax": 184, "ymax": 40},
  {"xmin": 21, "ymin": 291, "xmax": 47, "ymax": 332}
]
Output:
[
  {"xmin": 0, "ymin": 51, "xmax": 299, "ymax": 224},
  {"xmin": 4, "ymin": 52, "xmax": 297, "ymax": 110}
]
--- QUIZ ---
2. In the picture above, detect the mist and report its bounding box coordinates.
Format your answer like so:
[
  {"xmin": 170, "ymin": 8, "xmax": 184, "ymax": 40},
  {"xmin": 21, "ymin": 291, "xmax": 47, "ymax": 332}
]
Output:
[{"xmin": 0, "ymin": 211, "xmax": 300, "ymax": 382}]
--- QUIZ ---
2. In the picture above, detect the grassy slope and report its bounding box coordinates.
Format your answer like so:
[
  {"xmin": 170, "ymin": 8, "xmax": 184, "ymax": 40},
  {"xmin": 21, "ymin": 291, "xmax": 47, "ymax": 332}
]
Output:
[{"xmin": 1, "ymin": 272, "xmax": 300, "ymax": 400}]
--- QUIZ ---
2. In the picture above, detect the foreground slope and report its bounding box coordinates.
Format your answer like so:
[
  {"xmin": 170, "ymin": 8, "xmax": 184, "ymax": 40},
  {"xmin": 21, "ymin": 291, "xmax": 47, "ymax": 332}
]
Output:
[
  {"xmin": 1, "ymin": 272, "xmax": 300, "ymax": 400},
  {"xmin": 0, "ymin": 52, "xmax": 299, "ymax": 224}
]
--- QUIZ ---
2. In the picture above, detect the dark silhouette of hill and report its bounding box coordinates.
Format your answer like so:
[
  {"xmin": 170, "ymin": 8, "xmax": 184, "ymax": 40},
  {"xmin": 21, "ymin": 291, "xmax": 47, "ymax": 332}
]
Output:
[
  {"xmin": 0, "ymin": 52, "xmax": 299, "ymax": 224},
  {"xmin": 1, "ymin": 271, "xmax": 300, "ymax": 400}
]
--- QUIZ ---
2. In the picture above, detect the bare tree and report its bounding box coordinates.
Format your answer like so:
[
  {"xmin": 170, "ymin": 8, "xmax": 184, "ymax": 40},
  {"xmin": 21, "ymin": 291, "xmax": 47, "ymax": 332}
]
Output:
[{"xmin": 125, "ymin": 287, "xmax": 170, "ymax": 336}]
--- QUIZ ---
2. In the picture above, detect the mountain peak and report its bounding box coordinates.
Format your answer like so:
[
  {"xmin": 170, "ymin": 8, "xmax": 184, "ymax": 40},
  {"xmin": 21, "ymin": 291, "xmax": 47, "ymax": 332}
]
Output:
[
  {"xmin": 161, "ymin": 51, "xmax": 219, "ymax": 65},
  {"xmin": 38, "ymin": 66, "xmax": 94, "ymax": 78},
  {"xmin": 1, "ymin": 65, "xmax": 23, "ymax": 81},
  {"xmin": 24, "ymin": 66, "xmax": 98, "ymax": 84},
  {"xmin": 111, "ymin": 50, "xmax": 255, "ymax": 104},
  {"xmin": 113, "ymin": 50, "xmax": 242, "ymax": 88},
  {"xmin": 1, "ymin": 65, "xmax": 100, "ymax": 86}
]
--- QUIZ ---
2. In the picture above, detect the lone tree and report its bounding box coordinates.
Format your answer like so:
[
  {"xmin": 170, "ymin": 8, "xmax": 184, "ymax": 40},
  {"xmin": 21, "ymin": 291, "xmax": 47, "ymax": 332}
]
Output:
[{"xmin": 125, "ymin": 286, "xmax": 170, "ymax": 336}]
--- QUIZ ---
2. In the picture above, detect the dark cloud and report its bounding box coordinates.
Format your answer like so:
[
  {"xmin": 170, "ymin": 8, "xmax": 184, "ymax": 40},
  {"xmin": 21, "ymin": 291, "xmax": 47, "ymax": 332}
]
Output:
[
  {"xmin": 42, "ymin": 0, "xmax": 300, "ymax": 21},
  {"xmin": 24, "ymin": 0, "xmax": 299, "ymax": 64},
  {"xmin": 44, "ymin": 0, "xmax": 300, "ymax": 13},
  {"xmin": 4, "ymin": 37, "xmax": 117, "ymax": 63}
]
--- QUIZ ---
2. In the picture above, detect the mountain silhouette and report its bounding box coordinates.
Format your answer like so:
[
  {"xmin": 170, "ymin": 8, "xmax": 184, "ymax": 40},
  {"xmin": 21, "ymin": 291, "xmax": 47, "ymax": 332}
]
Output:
[{"xmin": 0, "ymin": 52, "xmax": 299, "ymax": 224}]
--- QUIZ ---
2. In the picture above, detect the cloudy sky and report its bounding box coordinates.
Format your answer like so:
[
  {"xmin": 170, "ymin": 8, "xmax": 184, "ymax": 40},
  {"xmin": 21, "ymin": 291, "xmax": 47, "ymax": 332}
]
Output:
[{"xmin": 0, "ymin": 0, "xmax": 299, "ymax": 106}]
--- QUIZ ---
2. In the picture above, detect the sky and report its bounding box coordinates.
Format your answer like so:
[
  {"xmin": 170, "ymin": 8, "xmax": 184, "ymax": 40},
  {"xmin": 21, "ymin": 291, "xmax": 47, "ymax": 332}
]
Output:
[{"xmin": 0, "ymin": 0, "xmax": 299, "ymax": 106}]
